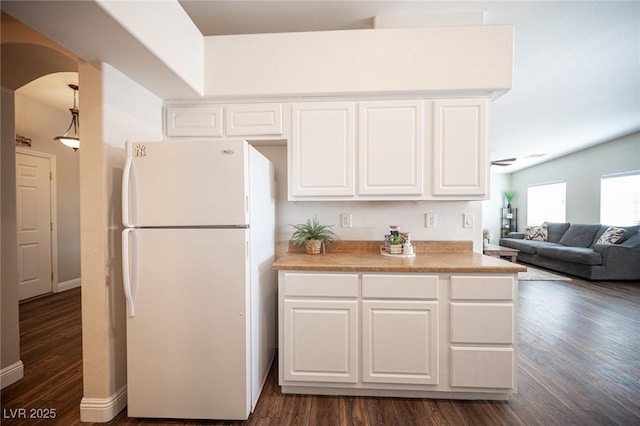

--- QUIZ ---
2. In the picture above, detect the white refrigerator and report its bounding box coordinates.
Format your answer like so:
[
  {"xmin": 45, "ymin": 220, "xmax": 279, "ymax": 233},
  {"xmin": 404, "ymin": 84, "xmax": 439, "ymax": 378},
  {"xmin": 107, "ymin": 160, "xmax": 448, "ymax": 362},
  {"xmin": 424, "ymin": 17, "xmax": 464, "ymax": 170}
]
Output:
[{"xmin": 121, "ymin": 139, "xmax": 276, "ymax": 420}]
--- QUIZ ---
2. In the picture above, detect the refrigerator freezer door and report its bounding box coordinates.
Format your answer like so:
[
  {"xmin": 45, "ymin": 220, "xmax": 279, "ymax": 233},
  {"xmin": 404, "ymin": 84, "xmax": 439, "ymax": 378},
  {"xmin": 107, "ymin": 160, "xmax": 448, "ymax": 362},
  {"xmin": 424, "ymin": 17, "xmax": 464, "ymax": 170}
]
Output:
[
  {"xmin": 123, "ymin": 140, "xmax": 249, "ymax": 227},
  {"xmin": 125, "ymin": 228, "xmax": 251, "ymax": 420}
]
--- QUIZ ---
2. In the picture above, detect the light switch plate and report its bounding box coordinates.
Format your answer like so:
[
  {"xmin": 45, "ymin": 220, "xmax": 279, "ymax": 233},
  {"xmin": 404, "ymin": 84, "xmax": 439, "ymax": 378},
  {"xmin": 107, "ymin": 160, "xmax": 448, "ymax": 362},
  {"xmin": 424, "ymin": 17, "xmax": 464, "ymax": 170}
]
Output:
[
  {"xmin": 341, "ymin": 213, "xmax": 352, "ymax": 228},
  {"xmin": 463, "ymin": 213, "xmax": 474, "ymax": 228}
]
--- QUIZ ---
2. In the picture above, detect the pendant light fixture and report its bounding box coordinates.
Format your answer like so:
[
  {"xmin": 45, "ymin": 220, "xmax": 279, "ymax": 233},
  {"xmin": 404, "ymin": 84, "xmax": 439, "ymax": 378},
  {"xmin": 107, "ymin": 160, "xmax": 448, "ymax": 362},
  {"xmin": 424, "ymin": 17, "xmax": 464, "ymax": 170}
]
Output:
[{"xmin": 53, "ymin": 84, "xmax": 80, "ymax": 151}]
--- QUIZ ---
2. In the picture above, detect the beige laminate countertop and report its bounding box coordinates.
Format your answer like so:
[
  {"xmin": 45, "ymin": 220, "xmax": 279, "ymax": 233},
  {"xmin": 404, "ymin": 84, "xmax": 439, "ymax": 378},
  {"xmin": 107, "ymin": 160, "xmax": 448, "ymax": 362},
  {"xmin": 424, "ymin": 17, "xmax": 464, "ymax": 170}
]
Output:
[{"xmin": 273, "ymin": 241, "xmax": 527, "ymax": 273}]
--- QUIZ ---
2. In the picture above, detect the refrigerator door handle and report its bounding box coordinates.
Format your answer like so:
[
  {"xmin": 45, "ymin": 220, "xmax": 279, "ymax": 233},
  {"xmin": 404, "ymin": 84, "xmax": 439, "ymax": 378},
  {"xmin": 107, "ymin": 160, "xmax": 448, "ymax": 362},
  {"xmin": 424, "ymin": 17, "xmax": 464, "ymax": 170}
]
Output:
[
  {"xmin": 122, "ymin": 228, "xmax": 136, "ymax": 317},
  {"xmin": 122, "ymin": 142, "xmax": 133, "ymax": 227}
]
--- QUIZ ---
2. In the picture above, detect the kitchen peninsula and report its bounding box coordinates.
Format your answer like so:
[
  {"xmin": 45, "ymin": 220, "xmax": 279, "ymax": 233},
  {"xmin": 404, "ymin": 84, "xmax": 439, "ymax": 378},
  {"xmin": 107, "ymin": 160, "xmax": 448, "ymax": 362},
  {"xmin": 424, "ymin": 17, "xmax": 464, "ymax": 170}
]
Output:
[{"xmin": 273, "ymin": 241, "xmax": 526, "ymax": 400}]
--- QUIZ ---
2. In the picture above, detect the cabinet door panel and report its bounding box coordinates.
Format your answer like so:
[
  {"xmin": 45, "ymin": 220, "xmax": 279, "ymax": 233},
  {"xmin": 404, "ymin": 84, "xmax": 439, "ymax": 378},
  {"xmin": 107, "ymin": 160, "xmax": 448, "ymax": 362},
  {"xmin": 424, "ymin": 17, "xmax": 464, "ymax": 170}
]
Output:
[
  {"xmin": 290, "ymin": 102, "xmax": 355, "ymax": 197},
  {"xmin": 358, "ymin": 100, "xmax": 424, "ymax": 195},
  {"xmin": 450, "ymin": 347, "xmax": 514, "ymax": 389},
  {"xmin": 432, "ymin": 99, "xmax": 488, "ymax": 196},
  {"xmin": 362, "ymin": 300, "xmax": 438, "ymax": 385},
  {"xmin": 283, "ymin": 299, "xmax": 358, "ymax": 383},
  {"xmin": 166, "ymin": 105, "xmax": 223, "ymax": 137},
  {"xmin": 225, "ymin": 103, "xmax": 283, "ymax": 136}
]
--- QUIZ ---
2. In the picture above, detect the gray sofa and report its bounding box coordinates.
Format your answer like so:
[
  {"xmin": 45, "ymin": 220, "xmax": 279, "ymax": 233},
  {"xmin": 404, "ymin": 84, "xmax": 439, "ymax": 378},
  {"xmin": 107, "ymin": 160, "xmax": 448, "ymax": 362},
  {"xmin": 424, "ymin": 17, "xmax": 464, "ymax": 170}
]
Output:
[{"xmin": 499, "ymin": 222, "xmax": 640, "ymax": 281}]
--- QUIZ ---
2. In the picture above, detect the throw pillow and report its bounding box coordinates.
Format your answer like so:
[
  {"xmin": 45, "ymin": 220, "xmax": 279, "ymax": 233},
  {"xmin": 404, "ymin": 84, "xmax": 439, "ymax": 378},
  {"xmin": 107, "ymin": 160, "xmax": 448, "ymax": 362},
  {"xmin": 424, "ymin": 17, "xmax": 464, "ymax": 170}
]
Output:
[
  {"xmin": 544, "ymin": 222, "xmax": 571, "ymax": 243},
  {"xmin": 558, "ymin": 224, "xmax": 602, "ymax": 247},
  {"xmin": 524, "ymin": 224, "xmax": 548, "ymax": 241},
  {"xmin": 597, "ymin": 227, "xmax": 626, "ymax": 244}
]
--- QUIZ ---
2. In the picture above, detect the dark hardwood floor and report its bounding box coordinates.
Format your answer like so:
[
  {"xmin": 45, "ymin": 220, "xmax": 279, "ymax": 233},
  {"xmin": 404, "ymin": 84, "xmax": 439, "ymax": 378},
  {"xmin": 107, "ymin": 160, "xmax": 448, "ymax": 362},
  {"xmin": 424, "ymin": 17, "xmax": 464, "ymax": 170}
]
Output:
[{"xmin": 2, "ymin": 273, "xmax": 639, "ymax": 425}]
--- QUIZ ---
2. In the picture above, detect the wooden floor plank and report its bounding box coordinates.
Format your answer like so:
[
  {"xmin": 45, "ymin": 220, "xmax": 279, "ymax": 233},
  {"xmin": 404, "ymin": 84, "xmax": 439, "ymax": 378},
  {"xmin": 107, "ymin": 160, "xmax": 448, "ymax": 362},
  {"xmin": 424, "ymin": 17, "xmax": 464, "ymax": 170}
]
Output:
[{"xmin": 2, "ymin": 273, "xmax": 640, "ymax": 425}]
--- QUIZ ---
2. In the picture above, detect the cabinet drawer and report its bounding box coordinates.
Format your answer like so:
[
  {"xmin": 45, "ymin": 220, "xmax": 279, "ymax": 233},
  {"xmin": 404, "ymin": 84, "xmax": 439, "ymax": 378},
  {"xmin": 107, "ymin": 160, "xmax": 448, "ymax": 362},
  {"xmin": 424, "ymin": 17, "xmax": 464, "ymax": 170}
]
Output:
[
  {"xmin": 362, "ymin": 274, "xmax": 438, "ymax": 299},
  {"xmin": 284, "ymin": 273, "xmax": 358, "ymax": 297},
  {"xmin": 450, "ymin": 303, "xmax": 514, "ymax": 344},
  {"xmin": 225, "ymin": 103, "xmax": 283, "ymax": 136},
  {"xmin": 450, "ymin": 347, "xmax": 514, "ymax": 389},
  {"xmin": 450, "ymin": 276, "xmax": 514, "ymax": 300}
]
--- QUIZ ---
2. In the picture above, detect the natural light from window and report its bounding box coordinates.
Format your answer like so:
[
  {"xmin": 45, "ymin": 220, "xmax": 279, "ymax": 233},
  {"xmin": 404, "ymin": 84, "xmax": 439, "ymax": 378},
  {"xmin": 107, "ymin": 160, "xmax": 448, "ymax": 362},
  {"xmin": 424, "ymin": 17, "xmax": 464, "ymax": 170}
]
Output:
[
  {"xmin": 527, "ymin": 181, "xmax": 566, "ymax": 226},
  {"xmin": 600, "ymin": 171, "xmax": 640, "ymax": 226}
]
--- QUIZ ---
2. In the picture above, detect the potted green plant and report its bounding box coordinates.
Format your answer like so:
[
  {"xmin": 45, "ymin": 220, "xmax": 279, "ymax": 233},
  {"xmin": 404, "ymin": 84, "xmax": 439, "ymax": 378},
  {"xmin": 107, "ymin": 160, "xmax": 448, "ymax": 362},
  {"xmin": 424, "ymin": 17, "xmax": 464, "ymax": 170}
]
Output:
[
  {"xmin": 290, "ymin": 216, "xmax": 338, "ymax": 255},
  {"xmin": 504, "ymin": 190, "xmax": 515, "ymax": 208},
  {"xmin": 384, "ymin": 233, "xmax": 405, "ymax": 254}
]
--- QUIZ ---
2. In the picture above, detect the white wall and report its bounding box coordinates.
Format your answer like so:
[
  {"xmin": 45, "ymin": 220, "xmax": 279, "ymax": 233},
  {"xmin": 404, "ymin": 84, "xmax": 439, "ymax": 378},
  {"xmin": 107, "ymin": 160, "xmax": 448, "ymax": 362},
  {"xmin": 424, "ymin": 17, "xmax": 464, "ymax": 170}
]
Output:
[
  {"xmin": 204, "ymin": 25, "xmax": 513, "ymax": 98},
  {"xmin": 3, "ymin": 1, "xmax": 203, "ymax": 99},
  {"xmin": 510, "ymin": 131, "xmax": 640, "ymax": 227},
  {"xmin": 14, "ymin": 92, "xmax": 81, "ymax": 284},
  {"xmin": 79, "ymin": 61, "xmax": 162, "ymax": 422},
  {"xmin": 254, "ymin": 145, "xmax": 483, "ymax": 256},
  {"xmin": 97, "ymin": 0, "xmax": 204, "ymax": 96},
  {"xmin": 1, "ymin": 87, "xmax": 21, "ymax": 385}
]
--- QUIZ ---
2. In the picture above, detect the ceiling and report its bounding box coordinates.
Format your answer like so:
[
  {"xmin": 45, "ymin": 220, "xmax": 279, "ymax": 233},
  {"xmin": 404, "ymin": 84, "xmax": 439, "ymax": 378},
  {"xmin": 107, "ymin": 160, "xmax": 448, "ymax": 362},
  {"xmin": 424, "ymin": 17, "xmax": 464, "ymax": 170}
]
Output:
[{"xmin": 15, "ymin": 1, "xmax": 640, "ymax": 173}]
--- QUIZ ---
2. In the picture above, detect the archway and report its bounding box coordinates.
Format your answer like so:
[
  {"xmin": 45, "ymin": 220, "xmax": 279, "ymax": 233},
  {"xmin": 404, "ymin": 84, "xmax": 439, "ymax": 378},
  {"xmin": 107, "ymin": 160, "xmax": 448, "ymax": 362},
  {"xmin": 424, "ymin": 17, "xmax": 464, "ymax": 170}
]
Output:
[{"xmin": 1, "ymin": 12, "xmax": 79, "ymax": 388}]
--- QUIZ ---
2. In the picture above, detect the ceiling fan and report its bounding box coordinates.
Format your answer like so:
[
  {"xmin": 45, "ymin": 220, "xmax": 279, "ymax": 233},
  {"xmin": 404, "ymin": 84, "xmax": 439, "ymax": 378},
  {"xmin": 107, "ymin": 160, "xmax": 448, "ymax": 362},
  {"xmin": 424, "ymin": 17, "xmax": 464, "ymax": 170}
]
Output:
[{"xmin": 490, "ymin": 157, "xmax": 516, "ymax": 167}]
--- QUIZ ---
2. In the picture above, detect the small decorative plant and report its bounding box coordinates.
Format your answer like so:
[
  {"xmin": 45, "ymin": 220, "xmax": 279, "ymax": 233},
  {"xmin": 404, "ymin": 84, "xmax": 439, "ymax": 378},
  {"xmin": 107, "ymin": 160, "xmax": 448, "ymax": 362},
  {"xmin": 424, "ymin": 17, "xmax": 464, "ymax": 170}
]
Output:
[
  {"xmin": 387, "ymin": 234, "xmax": 404, "ymax": 246},
  {"xmin": 483, "ymin": 229, "xmax": 493, "ymax": 247},
  {"xmin": 504, "ymin": 190, "xmax": 515, "ymax": 208},
  {"xmin": 290, "ymin": 216, "xmax": 338, "ymax": 255},
  {"xmin": 384, "ymin": 232, "xmax": 406, "ymax": 254}
]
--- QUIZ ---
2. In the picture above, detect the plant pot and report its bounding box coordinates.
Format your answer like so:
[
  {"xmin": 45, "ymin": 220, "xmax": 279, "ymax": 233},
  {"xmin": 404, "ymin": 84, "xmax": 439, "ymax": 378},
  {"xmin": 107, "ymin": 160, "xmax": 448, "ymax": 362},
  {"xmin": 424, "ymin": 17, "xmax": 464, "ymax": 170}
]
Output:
[
  {"xmin": 304, "ymin": 239, "xmax": 323, "ymax": 255},
  {"xmin": 388, "ymin": 244, "xmax": 403, "ymax": 254}
]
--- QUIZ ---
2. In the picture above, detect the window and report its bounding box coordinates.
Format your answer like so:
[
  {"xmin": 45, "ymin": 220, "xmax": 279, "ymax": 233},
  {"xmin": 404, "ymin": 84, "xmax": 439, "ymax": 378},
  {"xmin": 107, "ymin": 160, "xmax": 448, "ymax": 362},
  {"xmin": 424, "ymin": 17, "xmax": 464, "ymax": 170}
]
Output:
[
  {"xmin": 527, "ymin": 181, "xmax": 566, "ymax": 225},
  {"xmin": 600, "ymin": 171, "xmax": 640, "ymax": 226}
]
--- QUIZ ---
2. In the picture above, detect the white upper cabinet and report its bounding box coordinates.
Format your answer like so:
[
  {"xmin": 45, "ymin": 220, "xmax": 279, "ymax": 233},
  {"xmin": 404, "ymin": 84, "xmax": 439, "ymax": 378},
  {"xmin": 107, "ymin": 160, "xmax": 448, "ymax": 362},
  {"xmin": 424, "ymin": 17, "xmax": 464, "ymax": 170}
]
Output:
[
  {"xmin": 358, "ymin": 100, "xmax": 424, "ymax": 196},
  {"xmin": 289, "ymin": 102, "xmax": 356, "ymax": 198},
  {"xmin": 165, "ymin": 103, "xmax": 284, "ymax": 138},
  {"xmin": 165, "ymin": 97, "xmax": 491, "ymax": 201},
  {"xmin": 432, "ymin": 99, "xmax": 489, "ymax": 197}
]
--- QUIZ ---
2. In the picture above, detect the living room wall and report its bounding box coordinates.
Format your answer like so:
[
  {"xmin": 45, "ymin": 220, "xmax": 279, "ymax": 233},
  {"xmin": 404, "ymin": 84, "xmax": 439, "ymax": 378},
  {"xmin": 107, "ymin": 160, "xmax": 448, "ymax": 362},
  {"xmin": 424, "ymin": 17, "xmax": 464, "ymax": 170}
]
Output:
[
  {"xmin": 509, "ymin": 131, "xmax": 640, "ymax": 227},
  {"xmin": 482, "ymin": 172, "xmax": 511, "ymax": 244}
]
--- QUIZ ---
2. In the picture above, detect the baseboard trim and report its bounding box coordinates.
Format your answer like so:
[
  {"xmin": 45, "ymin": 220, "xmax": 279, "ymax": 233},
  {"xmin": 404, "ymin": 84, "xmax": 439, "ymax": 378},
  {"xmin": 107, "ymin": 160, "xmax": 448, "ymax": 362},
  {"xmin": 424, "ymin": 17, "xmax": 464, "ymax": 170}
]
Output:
[
  {"xmin": 80, "ymin": 385, "xmax": 127, "ymax": 423},
  {"xmin": 1, "ymin": 361, "xmax": 24, "ymax": 389},
  {"xmin": 56, "ymin": 278, "xmax": 81, "ymax": 292}
]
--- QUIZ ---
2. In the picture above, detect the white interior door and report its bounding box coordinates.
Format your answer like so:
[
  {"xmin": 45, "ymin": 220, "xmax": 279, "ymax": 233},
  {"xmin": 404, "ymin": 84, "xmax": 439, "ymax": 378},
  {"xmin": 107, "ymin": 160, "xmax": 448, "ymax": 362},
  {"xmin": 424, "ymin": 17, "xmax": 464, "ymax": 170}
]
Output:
[{"xmin": 16, "ymin": 151, "xmax": 53, "ymax": 300}]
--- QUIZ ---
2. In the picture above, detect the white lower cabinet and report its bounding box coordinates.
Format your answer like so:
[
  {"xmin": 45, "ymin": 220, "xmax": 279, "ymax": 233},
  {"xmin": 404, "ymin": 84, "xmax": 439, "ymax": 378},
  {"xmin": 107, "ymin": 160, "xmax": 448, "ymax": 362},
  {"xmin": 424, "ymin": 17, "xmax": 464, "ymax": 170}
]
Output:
[
  {"xmin": 361, "ymin": 273, "xmax": 439, "ymax": 385},
  {"xmin": 362, "ymin": 300, "xmax": 438, "ymax": 385},
  {"xmin": 449, "ymin": 275, "xmax": 517, "ymax": 390},
  {"xmin": 278, "ymin": 271, "xmax": 517, "ymax": 399},
  {"xmin": 283, "ymin": 298, "xmax": 358, "ymax": 383},
  {"xmin": 281, "ymin": 272, "xmax": 359, "ymax": 384}
]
